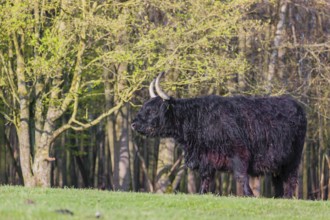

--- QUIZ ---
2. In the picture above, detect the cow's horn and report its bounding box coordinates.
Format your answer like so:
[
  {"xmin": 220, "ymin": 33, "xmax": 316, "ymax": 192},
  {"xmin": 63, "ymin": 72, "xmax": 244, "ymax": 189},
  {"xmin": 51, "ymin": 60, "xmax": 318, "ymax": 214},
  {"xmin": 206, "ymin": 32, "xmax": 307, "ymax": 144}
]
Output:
[
  {"xmin": 155, "ymin": 72, "xmax": 170, "ymax": 100},
  {"xmin": 149, "ymin": 79, "xmax": 157, "ymax": 98}
]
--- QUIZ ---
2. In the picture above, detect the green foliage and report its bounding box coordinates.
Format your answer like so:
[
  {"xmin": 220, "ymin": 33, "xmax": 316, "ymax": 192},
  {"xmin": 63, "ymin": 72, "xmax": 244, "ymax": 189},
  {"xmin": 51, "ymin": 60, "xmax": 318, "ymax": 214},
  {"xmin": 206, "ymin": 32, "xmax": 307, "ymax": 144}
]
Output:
[
  {"xmin": 0, "ymin": 186, "xmax": 330, "ymax": 220},
  {"xmin": 0, "ymin": 0, "xmax": 254, "ymax": 120},
  {"xmin": 0, "ymin": 1, "xmax": 34, "ymax": 34}
]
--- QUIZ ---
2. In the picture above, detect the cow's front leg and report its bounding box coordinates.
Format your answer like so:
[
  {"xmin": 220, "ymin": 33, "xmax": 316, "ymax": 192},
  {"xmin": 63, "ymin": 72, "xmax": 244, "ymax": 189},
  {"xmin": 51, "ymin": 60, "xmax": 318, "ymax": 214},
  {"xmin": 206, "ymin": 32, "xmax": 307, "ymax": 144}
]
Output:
[
  {"xmin": 232, "ymin": 155, "xmax": 254, "ymax": 197},
  {"xmin": 199, "ymin": 169, "xmax": 215, "ymax": 194}
]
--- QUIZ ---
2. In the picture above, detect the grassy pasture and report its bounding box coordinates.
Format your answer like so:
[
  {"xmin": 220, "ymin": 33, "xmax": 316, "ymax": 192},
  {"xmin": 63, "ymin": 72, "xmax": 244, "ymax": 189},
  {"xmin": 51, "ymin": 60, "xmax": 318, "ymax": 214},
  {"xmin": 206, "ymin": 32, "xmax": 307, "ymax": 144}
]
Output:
[{"xmin": 0, "ymin": 186, "xmax": 329, "ymax": 220}]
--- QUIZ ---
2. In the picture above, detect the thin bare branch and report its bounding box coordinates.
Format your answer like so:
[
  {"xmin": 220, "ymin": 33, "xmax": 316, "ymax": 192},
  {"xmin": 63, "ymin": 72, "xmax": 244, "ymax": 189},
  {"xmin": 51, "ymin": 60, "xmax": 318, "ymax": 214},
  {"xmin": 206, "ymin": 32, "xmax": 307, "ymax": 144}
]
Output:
[
  {"xmin": 51, "ymin": 101, "xmax": 124, "ymax": 143},
  {"xmin": 0, "ymin": 51, "xmax": 19, "ymax": 102}
]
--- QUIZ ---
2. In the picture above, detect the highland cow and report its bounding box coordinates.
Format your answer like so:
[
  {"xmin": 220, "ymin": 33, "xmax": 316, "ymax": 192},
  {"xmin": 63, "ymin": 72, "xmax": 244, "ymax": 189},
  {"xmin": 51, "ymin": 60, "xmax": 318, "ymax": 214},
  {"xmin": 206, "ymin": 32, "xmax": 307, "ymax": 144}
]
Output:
[{"xmin": 131, "ymin": 72, "xmax": 307, "ymax": 198}]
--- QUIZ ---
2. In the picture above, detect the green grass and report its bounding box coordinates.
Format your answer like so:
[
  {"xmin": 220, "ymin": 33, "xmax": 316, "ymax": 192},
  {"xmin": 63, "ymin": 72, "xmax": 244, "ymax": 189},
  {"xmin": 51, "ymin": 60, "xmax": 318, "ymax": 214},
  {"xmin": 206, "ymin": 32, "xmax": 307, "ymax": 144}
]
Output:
[{"xmin": 0, "ymin": 186, "xmax": 329, "ymax": 220}]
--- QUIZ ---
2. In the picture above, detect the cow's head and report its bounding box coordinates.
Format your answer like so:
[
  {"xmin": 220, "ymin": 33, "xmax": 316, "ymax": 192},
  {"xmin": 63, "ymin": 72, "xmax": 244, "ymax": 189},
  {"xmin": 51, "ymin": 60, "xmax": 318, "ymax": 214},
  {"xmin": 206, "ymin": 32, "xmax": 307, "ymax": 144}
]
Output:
[{"xmin": 131, "ymin": 72, "xmax": 174, "ymax": 137}]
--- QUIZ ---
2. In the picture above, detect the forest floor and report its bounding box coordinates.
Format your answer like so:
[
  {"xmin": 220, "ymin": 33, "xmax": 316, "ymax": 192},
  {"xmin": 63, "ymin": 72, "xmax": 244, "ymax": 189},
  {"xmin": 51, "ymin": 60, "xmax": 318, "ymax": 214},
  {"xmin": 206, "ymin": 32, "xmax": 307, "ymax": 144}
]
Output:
[{"xmin": 0, "ymin": 186, "xmax": 329, "ymax": 220}]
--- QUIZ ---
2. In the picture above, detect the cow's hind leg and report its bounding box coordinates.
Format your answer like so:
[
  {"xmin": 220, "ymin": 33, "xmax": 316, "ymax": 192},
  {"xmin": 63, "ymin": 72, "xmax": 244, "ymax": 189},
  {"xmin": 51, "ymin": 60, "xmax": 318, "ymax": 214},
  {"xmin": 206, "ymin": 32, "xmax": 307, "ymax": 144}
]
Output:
[
  {"xmin": 281, "ymin": 135, "xmax": 304, "ymax": 198},
  {"xmin": 274, "ymin": 164, "xmax": 299, "ymax": 198},
  {"xmin": 282, "ymin": 167, "xmax": 299, "ymax": 198},
  {"xmin": 272, "ymin": 174, "xmax": 284, "ymax": 198}
]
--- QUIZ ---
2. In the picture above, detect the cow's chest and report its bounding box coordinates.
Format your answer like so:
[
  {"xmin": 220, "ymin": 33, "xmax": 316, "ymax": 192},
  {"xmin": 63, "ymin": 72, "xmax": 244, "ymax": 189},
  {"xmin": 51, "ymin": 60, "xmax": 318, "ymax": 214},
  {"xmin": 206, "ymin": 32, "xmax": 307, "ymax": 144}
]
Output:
[
  {"xmin": 184, "ymin": 146, "xmax": 232, "ymax": 171},
  {"xmin": 201, "ymin": 151, "xmax": 232, "ymax": 171}
]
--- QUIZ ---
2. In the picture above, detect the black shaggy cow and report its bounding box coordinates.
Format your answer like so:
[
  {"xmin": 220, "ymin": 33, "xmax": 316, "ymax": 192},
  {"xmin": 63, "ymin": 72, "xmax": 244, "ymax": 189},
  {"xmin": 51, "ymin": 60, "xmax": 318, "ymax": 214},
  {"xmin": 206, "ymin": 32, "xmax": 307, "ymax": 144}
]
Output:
[{"xmin": 132, "ymin": 72, "xmax": 307, "ymax": 198}]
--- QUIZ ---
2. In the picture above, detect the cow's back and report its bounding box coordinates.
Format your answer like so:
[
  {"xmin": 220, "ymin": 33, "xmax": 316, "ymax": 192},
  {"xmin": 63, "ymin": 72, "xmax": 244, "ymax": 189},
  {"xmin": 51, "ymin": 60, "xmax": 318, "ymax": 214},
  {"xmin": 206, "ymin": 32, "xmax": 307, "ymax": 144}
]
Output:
[{"xmin": 176, "ymin": 95, "xmax": 306, "ymax": 175}]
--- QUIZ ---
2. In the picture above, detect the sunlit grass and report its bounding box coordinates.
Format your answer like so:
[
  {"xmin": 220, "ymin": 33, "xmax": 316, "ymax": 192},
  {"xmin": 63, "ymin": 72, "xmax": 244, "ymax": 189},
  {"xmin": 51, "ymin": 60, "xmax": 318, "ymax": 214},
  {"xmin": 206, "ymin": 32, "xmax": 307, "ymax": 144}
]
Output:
[{"xmin": 0, "ymin": 186, "xmax": 329, "ymax": 220}]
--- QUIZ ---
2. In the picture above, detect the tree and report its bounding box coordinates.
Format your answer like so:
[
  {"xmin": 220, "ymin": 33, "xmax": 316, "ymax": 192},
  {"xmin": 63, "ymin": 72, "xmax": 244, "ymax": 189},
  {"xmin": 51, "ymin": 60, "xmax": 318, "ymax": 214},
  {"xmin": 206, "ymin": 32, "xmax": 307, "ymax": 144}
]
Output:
[
  {"xmin": 0, "ymin": 0, "xmax": 148, "ymax": 187},
  {"xmin": 155, "ymin": 138, "xmax": 174, "ymax": 193}
]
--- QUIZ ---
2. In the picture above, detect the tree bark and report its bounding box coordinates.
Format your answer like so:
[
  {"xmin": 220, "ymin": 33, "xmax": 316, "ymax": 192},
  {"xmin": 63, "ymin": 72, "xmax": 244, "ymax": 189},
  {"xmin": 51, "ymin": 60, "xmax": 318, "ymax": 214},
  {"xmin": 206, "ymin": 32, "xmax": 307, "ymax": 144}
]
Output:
[
  {"xmin": 156, "ymin": 138, "xmax": 175, "ymax": 193},
  {"xmin": 103, "ymin": 66, "xmax": 115, "ymax": 190},
  {"xmin": 267, "ymin": 0, "xmax": 288, "ymax": 91},
  {"xmin": 133, "ymin": 142, "xmax": 154, "ymax": 192},
  {"xmin": 4, "ymin": 124, "xmax": 23, "ymax": 184},
  {"xmin": 249, "ymin": 177, "xmax": 260, "ymax": 197},
  {"xmin": 14, "ymin": 31, "xmax": 35, "ymax": 187},
  {"xmin": 116, "ymin": 106, "xmax": 131, "ymax": 191},
  {"xmin": 187, "ymin": 169, "xmax": 197, "ymax": 194},
  {"xmin": 112, "ymin": 63, "xmax": 131, "ymax": 191}
]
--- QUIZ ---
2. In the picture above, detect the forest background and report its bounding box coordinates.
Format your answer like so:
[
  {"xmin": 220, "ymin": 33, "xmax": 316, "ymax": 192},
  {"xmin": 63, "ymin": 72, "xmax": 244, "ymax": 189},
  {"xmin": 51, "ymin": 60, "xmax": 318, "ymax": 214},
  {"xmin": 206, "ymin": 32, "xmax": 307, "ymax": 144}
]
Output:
[{"xmin": 0, "ymin": 0, "xmax": 329, "ymax": 200}]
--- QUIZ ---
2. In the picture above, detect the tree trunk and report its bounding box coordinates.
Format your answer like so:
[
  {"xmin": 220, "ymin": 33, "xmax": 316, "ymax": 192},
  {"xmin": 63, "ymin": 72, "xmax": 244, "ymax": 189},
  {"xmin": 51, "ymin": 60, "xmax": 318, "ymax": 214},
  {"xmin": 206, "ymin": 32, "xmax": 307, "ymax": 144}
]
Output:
[
  {"xmin": 32, "ymin": 129, "xmax": 53, "ymax": 187},
  {"xmin": 236, "ymin": 179, "xmax": 243, "ymax": 196},
  {"xmin": 128, "ymin": 106, "xmax": 137, "ymax": 191},
  {"xmin": 327, "ymin": 154, "xmax": 330, "ymax": 200},
  {"xmin": 103, "ymin": 65, "xmax": 115, "ymax": 190},
  {"xmin": 56, "ymin": 127, "xmax": 67, "ymax": 187},
  {"xmin": 14, "ymin": 31, "xmax": 35, "ymax": 187},
  {"xmin": 133, "ymin": 142, "xmax": 154, "ymax": 192},
  {"xmin": 249, "ymin": 177, "xmax": 261, "ymax": 197},
  {"xmin": 267, "ymin": 0, "xmax": 288, "ymax": 91},
  {"xmin": 318, "ymin": 96, "xmax": 326, "ymax": 200},
  {"xmin": 117, "ymin": 106, "xmax": 131, "ymax": 190},
  {"xmin": 302, "ymin": 143, "xmax": 309, "ymax": 199},
  {"xmin": 187, "ymin": 169, "xmax": 197, "ymax": 194},
  {"xmin": 4, "ymin": 123, "xmax": 23, "ymax": 184},
  {"xmin": 156, "ymin": 138, "xmax": 175, "ymax": 193},
  {"xmin": 172, "ymin": 167, "xmax": 185, "ymax": 192},
  {"xmin": 17, "ymin": 103, "xmax": 35, "ymax": 186}
]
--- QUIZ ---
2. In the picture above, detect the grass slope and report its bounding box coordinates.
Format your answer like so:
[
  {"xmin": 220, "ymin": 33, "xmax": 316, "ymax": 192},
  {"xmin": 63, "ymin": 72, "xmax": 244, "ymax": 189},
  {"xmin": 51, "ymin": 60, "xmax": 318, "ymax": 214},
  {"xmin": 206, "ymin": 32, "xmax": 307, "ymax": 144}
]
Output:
[{"xmin": 0, "ymin": 186, "xmax": 329, "ymax": 220}]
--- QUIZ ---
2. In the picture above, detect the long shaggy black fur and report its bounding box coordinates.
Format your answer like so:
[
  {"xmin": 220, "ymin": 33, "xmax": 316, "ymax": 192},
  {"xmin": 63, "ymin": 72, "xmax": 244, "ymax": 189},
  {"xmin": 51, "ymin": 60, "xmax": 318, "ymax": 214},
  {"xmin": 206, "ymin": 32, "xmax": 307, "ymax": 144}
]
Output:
[{"xmin": 132, "ymin": 94, "xmax": 307, "ymax": 198}]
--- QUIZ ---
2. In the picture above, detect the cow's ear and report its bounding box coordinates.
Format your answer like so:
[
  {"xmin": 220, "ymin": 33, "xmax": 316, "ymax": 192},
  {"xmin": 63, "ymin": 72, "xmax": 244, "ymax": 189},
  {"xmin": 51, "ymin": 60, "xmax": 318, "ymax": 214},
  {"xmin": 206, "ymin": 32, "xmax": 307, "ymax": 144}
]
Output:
[
  {"xmin": 167, "ymin": 98, "xmax": 177, "ymax": 110},
  {"xmin": 163, "ymin": 97, "xmax": 175, "ymax": 106},
  {"xmin": 166, "ymin": 97, "xmax": 174, "ymax": 102}
]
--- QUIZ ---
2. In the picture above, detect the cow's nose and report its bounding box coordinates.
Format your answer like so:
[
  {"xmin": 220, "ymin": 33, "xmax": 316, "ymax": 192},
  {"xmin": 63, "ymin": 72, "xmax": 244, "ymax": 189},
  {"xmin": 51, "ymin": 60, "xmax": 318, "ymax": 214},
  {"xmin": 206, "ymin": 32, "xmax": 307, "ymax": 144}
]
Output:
[{"xmin": 131, "ymin": 122, "xmax": 136, "ymax": 130}]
